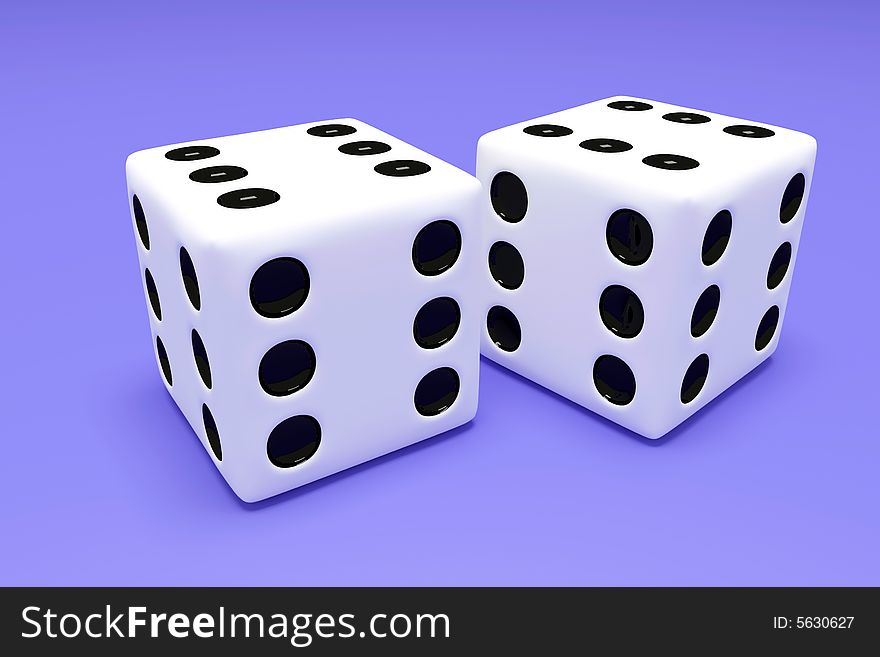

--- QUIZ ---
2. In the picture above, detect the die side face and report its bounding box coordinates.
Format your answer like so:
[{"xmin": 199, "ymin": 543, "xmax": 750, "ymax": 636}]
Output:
[
  {"xmin": 127, "ymin": 120, "xmax": 481, "ymax": 502},
  {"xmin": 477, "ymin": 97, "xmax": 816, "ymax": 438}
]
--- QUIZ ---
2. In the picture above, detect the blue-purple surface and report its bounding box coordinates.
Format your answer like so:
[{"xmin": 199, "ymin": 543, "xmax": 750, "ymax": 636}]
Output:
[{"xmin": 2, "ymin": 1, "xmax": 878, "ymax": 585}]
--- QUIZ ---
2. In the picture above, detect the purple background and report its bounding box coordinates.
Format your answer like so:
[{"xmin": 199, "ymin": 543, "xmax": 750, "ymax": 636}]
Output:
[{"xmin": 2, "ymin": 1, "xmax": 878, "ymax": 585}]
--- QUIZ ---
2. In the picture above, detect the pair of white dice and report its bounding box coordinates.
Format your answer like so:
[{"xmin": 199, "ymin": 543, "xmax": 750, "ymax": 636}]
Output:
[{"xmin": 127, "ymin": 96, "xmax": 816, "ymax": 502}]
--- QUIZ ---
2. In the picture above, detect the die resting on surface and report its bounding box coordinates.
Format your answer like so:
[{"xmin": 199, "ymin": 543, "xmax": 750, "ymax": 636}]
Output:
[
  {"xmin": 127, "ymin": 120, "xmax": 481, "ymax": 502},
  {"xmin": 478, "ymin": 96, "xmax": 816, "ymax": 439}
]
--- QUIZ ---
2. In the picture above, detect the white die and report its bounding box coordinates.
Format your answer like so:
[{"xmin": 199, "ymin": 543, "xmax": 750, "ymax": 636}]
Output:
[
  {"xmin": 127, "ymin": 120, "xmax": 481, "ymax": 501},
  {"xmin": 477, "ymin": 96, "xmax": 816, "ymax": 439}
]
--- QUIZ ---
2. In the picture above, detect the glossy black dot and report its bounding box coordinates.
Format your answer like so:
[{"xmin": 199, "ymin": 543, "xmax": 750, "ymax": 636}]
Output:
[
  {"xmin": 642, "ymin": 154, "xmax": 700, "ymax": 171},
  {"xmin": 606, "ymin": 209, "xmax": 653, "ymax": 265},
  {"xmin": 413, "ymin": 297, "xmax": 461, "ymax": 349},
  {"xmin": 374, "ymin": 160, "xmax": 431, "ymax": 177},
  {"xmin": 663, "ymin": 112, "xmax": 711, "ymax": 125},
  {"xmin": 267, "ymin": 416, "xmax": 321, "ymax": 468},
  {"xmin": 202, "ymin": 404, "xmax": 222, "ymax": 461},
  {"xmin": 156, "ymin": 336, "xmax": 172, "ymax": 386},
  {"xmin": 702, "ymin": 210, "xmax": 732, "ymax": 266},
  {"xmin": 681, "ymin": 354, "xmax": 710, "ymax": 404},
  {"xmin": 192, "ymin": 329, "xmax": 212, "ymax": 389},
  {"xmin": 691, "ymin": 285, "xmax": 721, "ymax": 338},
  {"xmin": 217, "ymin": 188, "xmax": 280, "ymax": 209},
  {"xmin": 338, "ymin": 140, "xmax": 391, "ymax": 156},
  {"xmin": 412, "ymin": 220, "xmax": 461, "ymax": 276},
  {"xmin": 490, "ymin": 172, "xmax": 528, "ymax": 223},
  {"xmin": 414, "ymin": 367, "xmax": 460, "ymax": 416},
  {"xmin": 593, "ymin": 355, "xmax": 636, "ymax": 406},
  {"xmin": 487, "ymin": 305, "xmax": 521, "ymax": 352},
  {"xmin": 755, "ymin": 306, "xmax": 780, "ymax": 351},
  {"xmin": 523, "ymin": 124, "xmax": 573, "ymax": 137},
  {"xmin": 259, "ymin": 340, "xmax": 316, "ymax": 396},
  {"xmin": 144, "ymin": 269, "xmax": 161, "ymax": 321},
  {"xmin": 780, "ymin": 173, "xmax": 806, "ymax": 224},
  {"xmin": 250, "ymin": 257, "xmax": 310, "ymax": 318},
  {"xmin": 307, "ymin": 124, "xmax": 357, "ymax": 137},
  {"xmin": 579, "ymin": 138, "xmax": 633, "ymax": 153},
  {"xmin": 599, "ymin": 285, "xmax": 644, "ymax": 338},
  {"xmin": 767, "ymin": 242, "xmax": 793, "ymax": 290},
  {"xmin": 608, "ymin": 100, "xmax": 653, "ymax": 111},
  {"xmin": 189, "ymin": 165, "xmax": 248, "ymax": 184},
  {"xmin": 132, "ymin": 195, "xmax": 150, "ymax": 249},
  {"xmin": 179, "ymin": 247, "xmax": 201, "ymax": 311},
  {"xmin": 165, "ymin": 145, "xmax": 220, "ymax": 161},
  {"xmin": 488, "ymin": 241, "xmax": 525, "ymax": 290},
  {"xmin": 723, "ymin": 124, "xmax": 775, "ymax": 139}
]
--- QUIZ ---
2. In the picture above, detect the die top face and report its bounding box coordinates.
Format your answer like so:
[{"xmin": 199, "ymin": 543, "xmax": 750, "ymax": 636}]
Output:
[
  {"xmin": 478, "ymin": 96, "xmax": 817, "ymax": 201},
  {"xmin": 126, "ymin": 119, "xmax": 479, "ymax": 247}
]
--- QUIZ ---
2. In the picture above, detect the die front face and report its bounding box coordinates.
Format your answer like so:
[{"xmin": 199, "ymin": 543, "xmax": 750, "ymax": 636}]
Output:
[
  {"xmin": 127, "ymin": 120, "xmax": 481, "ymax": 501},
  {"xmin": 477, "ymin": 97, "xmax": 816, "ymax": 438}
]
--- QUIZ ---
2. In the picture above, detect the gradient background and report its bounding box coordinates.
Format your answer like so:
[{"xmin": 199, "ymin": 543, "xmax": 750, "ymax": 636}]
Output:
[{"xmin": 2, "ymin": 1, "xmax": 878, "ymax": 585}]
